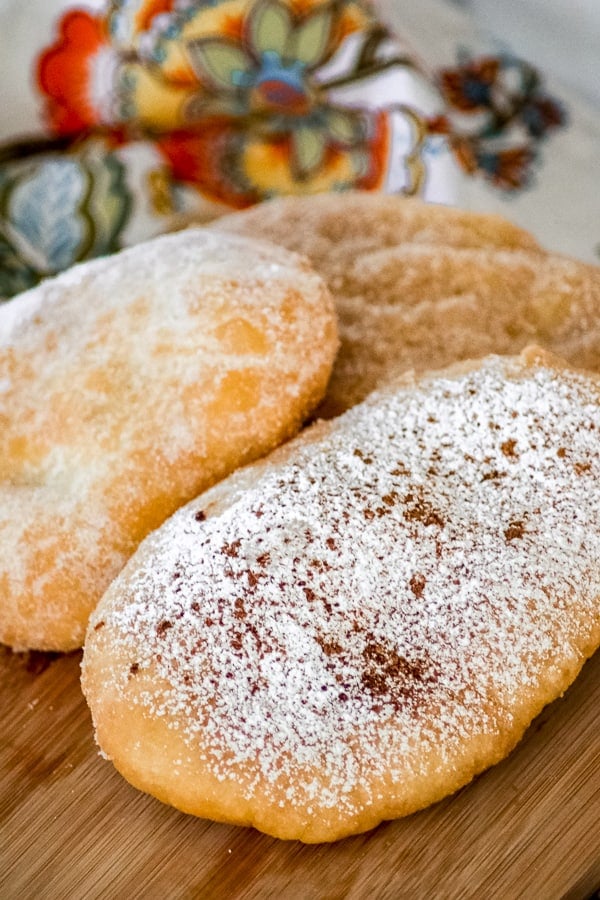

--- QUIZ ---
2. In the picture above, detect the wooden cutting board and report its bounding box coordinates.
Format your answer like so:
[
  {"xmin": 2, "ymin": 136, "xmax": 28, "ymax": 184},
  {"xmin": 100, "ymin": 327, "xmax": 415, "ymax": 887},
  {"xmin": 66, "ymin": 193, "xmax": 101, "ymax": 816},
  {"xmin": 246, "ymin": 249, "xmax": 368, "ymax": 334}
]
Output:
[{"xmin": 1, "ymin": 643, "xmax": 599, "ymax": 899}]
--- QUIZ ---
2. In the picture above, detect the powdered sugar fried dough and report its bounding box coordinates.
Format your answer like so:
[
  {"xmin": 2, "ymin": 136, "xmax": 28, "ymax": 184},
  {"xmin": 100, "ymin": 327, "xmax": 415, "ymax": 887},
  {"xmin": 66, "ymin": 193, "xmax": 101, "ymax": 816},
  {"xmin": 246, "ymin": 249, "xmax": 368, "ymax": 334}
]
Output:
[
  {"xmin": 82, "ymin": 349, "xmax": 600, "ymax": 842},
  {"xmin": 0, "ymin": 228, "xmax": 337, "ymax": 650}
]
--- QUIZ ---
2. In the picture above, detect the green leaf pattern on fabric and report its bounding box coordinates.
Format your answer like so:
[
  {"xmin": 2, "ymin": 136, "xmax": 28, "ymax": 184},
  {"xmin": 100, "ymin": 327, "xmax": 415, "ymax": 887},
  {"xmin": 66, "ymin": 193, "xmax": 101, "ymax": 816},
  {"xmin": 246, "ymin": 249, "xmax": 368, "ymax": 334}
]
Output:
[
  {"xmin": 250, "ymin": 0, "xmax": 292, "ymax": 58},
  {"xmin": 3, "ymin": 0, "xmax": 565, "ymax": 301},
  {"xmin": 327, "ymin": 110, "xmax": 362, "ymax": 144},
  {"xmin": 288, "ymin": 6, "xmax": 334, "ymax": 67},
  {"xmin": 292, "ymin": 125, "xmax": 327, "ymax": 178},
  {"xmin": 0, "ymin": 233, "xmax": 39, "ymax": 299},
  {"xmin": 187, "ymin": 40, "xmax": 252, "ymax": 89},
  {"xmin": 0, "ymin": 144, "xmax": 131, "ymax": 301}
]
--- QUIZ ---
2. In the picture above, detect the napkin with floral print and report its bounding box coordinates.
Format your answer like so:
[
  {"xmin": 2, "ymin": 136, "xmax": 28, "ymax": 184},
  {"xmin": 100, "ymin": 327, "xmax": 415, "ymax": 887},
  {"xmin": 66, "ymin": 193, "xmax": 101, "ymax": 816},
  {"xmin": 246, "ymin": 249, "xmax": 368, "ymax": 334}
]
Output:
[{"xmin": 0, "ymin": 0, "xmax": 566, "ymax": 299}]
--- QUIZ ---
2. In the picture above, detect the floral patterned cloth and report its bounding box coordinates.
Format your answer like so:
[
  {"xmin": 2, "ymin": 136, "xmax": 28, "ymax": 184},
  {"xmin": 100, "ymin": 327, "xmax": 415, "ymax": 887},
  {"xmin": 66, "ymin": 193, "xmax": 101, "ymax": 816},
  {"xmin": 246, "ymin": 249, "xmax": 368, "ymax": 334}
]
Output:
[
  {"xmin": 380, "ymin": 0, "xmax": 600, "ymax": 266},
  {"xmin": 0, "ymin": 0, "xmax": 567, "ymax": 299}
]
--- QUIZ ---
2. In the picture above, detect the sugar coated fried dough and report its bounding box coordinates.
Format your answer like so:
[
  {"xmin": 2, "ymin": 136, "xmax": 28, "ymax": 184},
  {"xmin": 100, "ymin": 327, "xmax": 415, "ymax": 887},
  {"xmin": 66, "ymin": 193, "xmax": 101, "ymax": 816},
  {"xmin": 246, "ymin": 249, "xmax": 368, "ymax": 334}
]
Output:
[
  {"xmin": 82, "ymin": 348, "xmax": 600, "ymax": 842},
  {"xmin": 0, "ymin": 229, "xmax": 337, "ymax": 651},
  {"xmin": 320, "ymin": 244, "xmax": 600, "ymax": 415},
  {"xmin": 215, "ymin": 193, "xmax": 542, "ymax": 275},
  {"xmin": 215, "ymin": 193, "xmax": 600, "ymax": 416}
]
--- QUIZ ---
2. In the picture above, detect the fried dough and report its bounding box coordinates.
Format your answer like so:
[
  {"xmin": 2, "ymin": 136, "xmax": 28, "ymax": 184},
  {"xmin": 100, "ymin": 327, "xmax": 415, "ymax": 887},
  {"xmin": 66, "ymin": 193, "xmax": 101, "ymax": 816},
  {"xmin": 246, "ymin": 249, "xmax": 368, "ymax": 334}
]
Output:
[
  {"xmin": 0, "ymin": 229, "xmax": 337, "ymax": 650},
  {"xmin": 82, "ymin": 348, "xmax": 600, "ymax": 841},
  {"xmin": 215, "ymin": 193, "xmax": 600, "ymax": 416}
]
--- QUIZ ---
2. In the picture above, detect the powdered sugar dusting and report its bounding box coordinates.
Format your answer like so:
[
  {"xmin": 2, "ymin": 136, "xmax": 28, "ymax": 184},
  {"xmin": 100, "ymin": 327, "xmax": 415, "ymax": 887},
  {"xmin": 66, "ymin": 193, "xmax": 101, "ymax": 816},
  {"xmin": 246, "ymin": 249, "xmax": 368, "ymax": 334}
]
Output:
[
  {"xmin": 1, "ymin": 227, "xmax": 336, "ymax": 649},
  {"xmin": 90, "ymin": 355, "xmax": 600, "ymax": 815}
]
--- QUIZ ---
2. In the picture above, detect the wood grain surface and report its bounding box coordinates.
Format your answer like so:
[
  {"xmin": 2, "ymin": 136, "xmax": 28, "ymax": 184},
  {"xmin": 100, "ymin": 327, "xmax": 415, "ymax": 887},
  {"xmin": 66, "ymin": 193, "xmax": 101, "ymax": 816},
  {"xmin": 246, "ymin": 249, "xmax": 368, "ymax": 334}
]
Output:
[{"xmin": 1, "ymin": 644, "xmax": 599, "ymax": 900}]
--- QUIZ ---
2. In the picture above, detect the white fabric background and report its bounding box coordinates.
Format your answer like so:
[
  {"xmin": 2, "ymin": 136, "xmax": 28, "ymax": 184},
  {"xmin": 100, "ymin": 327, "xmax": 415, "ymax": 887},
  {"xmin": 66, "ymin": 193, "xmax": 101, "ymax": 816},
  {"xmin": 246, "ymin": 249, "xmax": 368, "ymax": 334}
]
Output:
[
  {"xmin": 379, "ymin": 0, "xmax": 600, "ymax": 264},
  {"xmin": 0, "ymin": 0, "xmax": 598, "ymax": 263}
]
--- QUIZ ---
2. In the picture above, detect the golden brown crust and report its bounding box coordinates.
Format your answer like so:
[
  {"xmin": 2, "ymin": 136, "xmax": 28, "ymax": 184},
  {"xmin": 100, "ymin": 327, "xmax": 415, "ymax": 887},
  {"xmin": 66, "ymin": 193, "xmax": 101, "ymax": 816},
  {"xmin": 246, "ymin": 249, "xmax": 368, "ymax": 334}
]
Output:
[
  {"xmin": 319, "ymin": 244, "xmax": 600, "ymax": 416},
  {"xmin": 0, "ymin": 228, "xmax": 337, "ymax": 651},
  {"xmin": 82, "ymin": 348, "xmax": 600, "ymax": 842},
  {"xmin": 215, "ymin": 192, "xmax": 600, "ymax": 417},
  {"xmin": 215, "ymin": 192, "xmax": 542, "ymax": 266}
]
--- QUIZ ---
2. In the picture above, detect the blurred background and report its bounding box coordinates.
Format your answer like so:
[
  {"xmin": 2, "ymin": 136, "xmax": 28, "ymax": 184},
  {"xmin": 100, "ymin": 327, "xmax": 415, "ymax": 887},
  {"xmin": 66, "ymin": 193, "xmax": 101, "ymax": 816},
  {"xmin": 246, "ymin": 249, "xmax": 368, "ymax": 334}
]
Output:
[{"xmin": 0, "ymin": 0, "xmax": 598, "ymax": 300}]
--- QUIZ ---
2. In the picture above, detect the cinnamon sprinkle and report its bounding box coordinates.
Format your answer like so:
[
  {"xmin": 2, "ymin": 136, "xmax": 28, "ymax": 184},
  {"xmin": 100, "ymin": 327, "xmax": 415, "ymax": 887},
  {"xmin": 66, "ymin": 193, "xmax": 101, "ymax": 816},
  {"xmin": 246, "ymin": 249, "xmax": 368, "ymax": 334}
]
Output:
[{"xmin": 90, "ymin": 356, "xmax": 600, "ymax": 815}]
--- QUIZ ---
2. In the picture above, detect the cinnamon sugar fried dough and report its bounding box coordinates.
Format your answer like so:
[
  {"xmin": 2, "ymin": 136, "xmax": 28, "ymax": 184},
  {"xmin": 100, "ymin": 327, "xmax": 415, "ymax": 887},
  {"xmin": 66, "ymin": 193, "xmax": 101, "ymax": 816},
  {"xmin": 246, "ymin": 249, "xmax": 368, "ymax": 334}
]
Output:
[
  {"xmin": 215, "ymin": 192, "xmax": 542, "ymax": 269},
  {"xmin": 82, "ymin": 348, "xmax": 600, "ymax": 842},
  {"xmin": 0, "ymin": 229, "xmax": 337, "ymax": 651},
  {"xmin": 215, "ymin": 192, "xmax": 600, "ymax": 416}
]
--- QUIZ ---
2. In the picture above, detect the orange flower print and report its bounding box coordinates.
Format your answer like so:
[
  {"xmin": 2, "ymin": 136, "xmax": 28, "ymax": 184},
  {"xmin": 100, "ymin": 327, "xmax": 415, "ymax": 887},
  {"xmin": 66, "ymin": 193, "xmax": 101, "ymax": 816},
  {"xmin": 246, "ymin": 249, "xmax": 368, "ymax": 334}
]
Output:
[
  {"xmin": 145, "ymin": 0, "xmax": 408, "ymax": 200},
  {"xmin": 36, "ymin": 0, "xmax": 419, "ymax": 202},
  {"xmin": 0, "ymin": 1, "xmax": 564, "ymax": 302},
  {"xmin": 438, "ymin": 56, "xmax": 500, "ymax": 113},
  {"xmin": 157, "ymin": 107, "xmax": 391, "ymax": 209},
  {"xmin": 37, "ymin": 10, "xmax": 115, "ymax": 134},
  {"xmin": 437, "ymin": 53, "xmax": 566, "ymax": 191},
  {"xmin": 475, "ymin": 146, "xmax": 536, "ymax": 191},
  {"xmin": 157, "ymin": 122, "xmax": 256, "ymax": 208}
]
